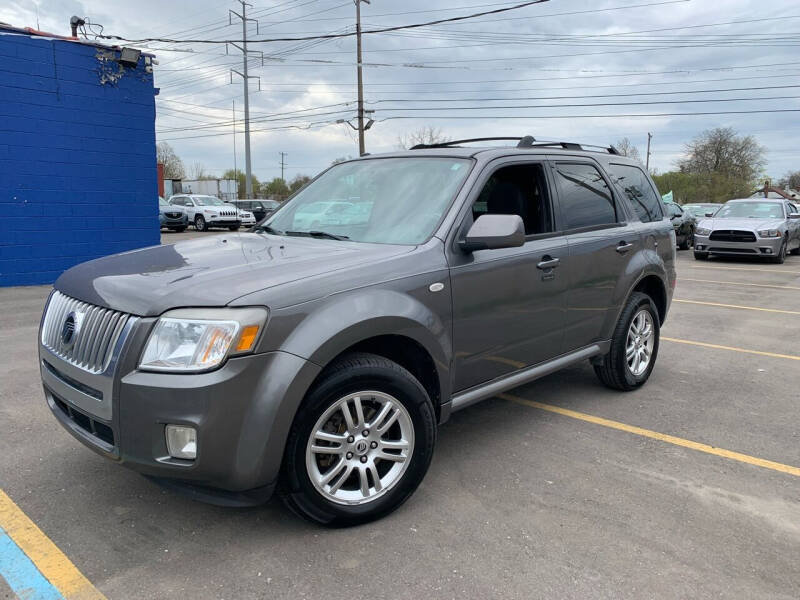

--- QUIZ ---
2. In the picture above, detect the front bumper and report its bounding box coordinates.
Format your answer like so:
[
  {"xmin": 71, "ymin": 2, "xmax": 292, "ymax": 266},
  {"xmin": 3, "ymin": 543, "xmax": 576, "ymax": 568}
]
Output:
[
  {"xmin": 161, "ymin": 215, "xmax": 188, "ymax": 227},
  {"xmin": 40, "ymin": 332, "xmax": 321, "ymax": 500},
  {"xmin": 693, "ymin": 234, "xmax": 782, "ymax": 257},
  {"xmin": 207, "ymin": 219, "xmax": 241, "ymax": 228}
]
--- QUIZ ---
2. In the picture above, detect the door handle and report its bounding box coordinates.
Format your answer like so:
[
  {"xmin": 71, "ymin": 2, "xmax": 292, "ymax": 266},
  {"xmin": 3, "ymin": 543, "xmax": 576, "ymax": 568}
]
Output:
[
  {"xmin": 537, "ymin": 256, "xmax": 560, "ymax": 270},
  {"xmin": 616, "ymin": 242, "xmax": 634, "ymax": 254}
]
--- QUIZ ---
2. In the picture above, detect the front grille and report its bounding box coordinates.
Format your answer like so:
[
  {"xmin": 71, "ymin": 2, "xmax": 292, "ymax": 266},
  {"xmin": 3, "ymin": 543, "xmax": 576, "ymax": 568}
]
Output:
[
  {"xmin": 166, "ymin": 212, "xmax": 181, "ymax": 218},
  {"xmin": 709, "ymin": 230, "xmax": 757, "ymax": 242},
  {"xmin": 708, "ymin": 247, "xmax": 757, "ymax": 254},
  {"xmin": 41, "ymin": 291, "xmax": 130, "ymax": 374},
  {"xmin": 52, "ymin": 394, "xmax": 115, "ymax": 447}
]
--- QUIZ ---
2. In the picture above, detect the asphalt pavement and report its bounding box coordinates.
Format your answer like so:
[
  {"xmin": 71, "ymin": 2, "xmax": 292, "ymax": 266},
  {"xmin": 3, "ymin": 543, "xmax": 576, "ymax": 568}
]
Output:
[{"xmin": 1, "ymin": 239, "xmax": 798, "ymax": 599}]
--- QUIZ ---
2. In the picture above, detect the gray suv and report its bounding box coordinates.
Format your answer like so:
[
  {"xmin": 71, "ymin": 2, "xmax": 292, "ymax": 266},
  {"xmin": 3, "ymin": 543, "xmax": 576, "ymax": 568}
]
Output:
[{"xmin": 38, "ymin": 137, "xmax": 675, "ymax": 526}]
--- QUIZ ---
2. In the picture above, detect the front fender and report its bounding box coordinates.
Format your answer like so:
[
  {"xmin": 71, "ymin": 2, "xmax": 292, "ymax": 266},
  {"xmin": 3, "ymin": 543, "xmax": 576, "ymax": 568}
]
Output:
[{"xmin": 262, "ymin": 283, "xmax": 453, "ymax": 403}]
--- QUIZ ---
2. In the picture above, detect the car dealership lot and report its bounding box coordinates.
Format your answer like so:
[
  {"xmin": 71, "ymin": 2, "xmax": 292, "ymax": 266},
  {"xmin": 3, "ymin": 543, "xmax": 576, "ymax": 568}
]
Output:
[{"xmin": 1, "ymin": 247, "xmax": 799, "ymax": 600}]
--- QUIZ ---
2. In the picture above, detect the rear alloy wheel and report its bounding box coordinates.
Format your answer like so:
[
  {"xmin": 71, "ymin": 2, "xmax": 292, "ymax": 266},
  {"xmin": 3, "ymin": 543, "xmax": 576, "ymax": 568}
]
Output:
[
  {"xmin": 594, "ymin": 291, "xmax": 660, "ymax": 391},
  {"xmin": 194, "ymin": 215, "xmax": 208, "ymax": 231},
  {"xmin": 282, "ymin": 353, "xmax": 436, "ymax": 527}
]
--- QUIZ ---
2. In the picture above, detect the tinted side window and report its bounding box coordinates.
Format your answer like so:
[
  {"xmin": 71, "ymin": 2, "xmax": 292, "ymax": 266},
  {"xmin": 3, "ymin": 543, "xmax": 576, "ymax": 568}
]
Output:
[
  {"xmin": 606, "ymin": 163, "xmax": 663, "ymax": 223},
  {"xmin": 171, "ymin": 197, "xmax": 184, "ymax": 205},
  {"xmin": 554, "ymin": 163, "xmax": 616, "ymax": 229},
  {"xmin": 472, "ymin": 163, "xmax": 553, "ymax": 235}
]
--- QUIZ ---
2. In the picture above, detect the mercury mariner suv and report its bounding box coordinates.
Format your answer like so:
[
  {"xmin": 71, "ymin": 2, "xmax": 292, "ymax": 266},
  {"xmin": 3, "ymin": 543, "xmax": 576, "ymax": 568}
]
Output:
[{"xmin": 39, "ymin": 137, "xmax": 676, "ymax": 526}]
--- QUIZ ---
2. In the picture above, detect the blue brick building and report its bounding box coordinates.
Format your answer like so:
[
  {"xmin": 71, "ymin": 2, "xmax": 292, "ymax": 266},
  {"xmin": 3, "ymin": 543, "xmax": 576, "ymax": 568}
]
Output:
[{"xmin": 0, "ymin": 25, "xmax": 159, "ymax": 286}]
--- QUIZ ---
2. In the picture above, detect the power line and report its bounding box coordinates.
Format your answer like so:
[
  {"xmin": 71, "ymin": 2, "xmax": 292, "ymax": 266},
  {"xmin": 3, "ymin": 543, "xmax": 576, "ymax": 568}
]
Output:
[{"xmin": 97, "ymin": 0, "xmax": 552, "ymax": 44}]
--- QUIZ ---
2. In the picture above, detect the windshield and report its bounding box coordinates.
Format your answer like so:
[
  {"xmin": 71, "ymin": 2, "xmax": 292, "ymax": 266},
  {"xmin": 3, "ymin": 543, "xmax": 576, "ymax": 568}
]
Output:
[
  {"xmin": 266, "ymin": 157, "xmax": 472, "ymax": 244},
  {"xmin": 714, "ymin": 202, "xmax": 784, "ymax": 219},
  {"xmin": 194, "ymin": 196, "xmax": 225, "ymax": 206}
]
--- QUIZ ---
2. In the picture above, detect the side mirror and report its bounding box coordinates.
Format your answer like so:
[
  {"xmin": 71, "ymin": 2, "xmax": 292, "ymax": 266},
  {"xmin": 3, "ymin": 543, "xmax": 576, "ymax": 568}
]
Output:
[
  {"xmin": 460, "ymin": 214, "xmax": 525, "ymax": 252},
  {"xmin": 788, "ymin": 213, "xmax": 800, "ymax": 220},
  {"xmin": 705, "ymin": 212, "xmax": 715, "ymax": 217}
]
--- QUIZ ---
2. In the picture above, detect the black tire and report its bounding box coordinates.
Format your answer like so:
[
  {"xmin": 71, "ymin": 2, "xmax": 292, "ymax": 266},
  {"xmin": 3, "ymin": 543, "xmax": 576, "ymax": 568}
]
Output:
[
  {"xmin": 194, "ymin": 215, "xmax": 208, "ymax": 232},
  {"xmin": 694, "ymin": 251, "xmax": 708, "ymax": 260},
  {"xmin": 229, "ymin": 225, "xmax": 240, "ymax": 231},
  {"xmin": 594, "ymin": 291, "xmax": 660, "ymax": 392},
  {"xmin": 771, "ymin": 240, "xmax": 787, "ymax": 264},
  {"xmin": 790, "ymin": 245, "xmax": 800, "ymax": 256},
  {"xmin": 281, "ymin": 352, "xmax": 436, "ymax": 527}
]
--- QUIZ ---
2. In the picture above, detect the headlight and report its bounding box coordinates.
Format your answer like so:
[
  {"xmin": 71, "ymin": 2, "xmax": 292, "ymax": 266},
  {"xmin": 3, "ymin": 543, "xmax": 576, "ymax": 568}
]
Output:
[
  {"xmin": 139, "ymin": 307, "xmax": 268, "ymax": 372},
  {"xmin": 695, "ymin": 227, "xmax": 711, "ymax": 236},
  {"xmin": 757, "ymin": 229, "xmax": 781, "ymax": 238}
]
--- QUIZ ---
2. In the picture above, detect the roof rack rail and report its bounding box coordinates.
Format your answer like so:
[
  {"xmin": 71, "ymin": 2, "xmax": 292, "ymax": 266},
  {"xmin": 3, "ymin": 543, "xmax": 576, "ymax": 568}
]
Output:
[
  {"xmin": 410, "ymin": 135, "xmax": 620, "ymax": 155},
  {"xmin": 410, "ymin": 137, "xmax": 523, "ymax": 150}
]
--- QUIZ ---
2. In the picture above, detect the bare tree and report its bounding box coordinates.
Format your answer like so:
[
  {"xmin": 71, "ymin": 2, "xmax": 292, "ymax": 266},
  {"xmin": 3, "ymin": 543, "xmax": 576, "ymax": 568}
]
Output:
[
  {"xmin": 189, "ymin": 161, "xmax": 210, "ymax": 180},
  {"xmin": 396, "ymin": 127, "xmax": 449, "ymax": 150},
  {"xmin": 678, "ymin": 127, "xmax": 765, "ymax": 182},
  {"xmin": 156, "ymin": 142, "xmax": 186, "ymax": 179},
  {"xmin": 778, "ymin": 170, "xmax": 800, "ymax": 190},
  {"xmin": 614, "ymin": 137, "xmax": 641, "ymax": 162}
]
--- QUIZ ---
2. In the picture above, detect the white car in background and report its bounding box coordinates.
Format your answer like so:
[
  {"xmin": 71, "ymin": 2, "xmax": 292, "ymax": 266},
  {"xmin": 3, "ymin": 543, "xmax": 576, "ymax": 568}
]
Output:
[
  {"xmin": 238, "ymin": 208, "xmax": 256, "ymax": 227},
  {"xmin": 169, "ymin": 194, "xmax": 241, "ymax": 231},
  {"xmin": 291, "ymin": 200, "xmax": 354, "ymax": 230}
]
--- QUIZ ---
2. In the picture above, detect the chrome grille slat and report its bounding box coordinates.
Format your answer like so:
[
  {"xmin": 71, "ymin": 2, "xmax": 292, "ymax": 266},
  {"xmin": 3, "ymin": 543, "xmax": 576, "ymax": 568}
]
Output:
[{"xmin": 41, "ymin": 291, "xmax": 131, "ymax": 374}]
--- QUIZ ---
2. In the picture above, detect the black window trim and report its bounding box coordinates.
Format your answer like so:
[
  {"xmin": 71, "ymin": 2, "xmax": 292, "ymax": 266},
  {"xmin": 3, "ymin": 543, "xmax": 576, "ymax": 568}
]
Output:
[{"xmin": 550, "ymin": 159, "xmax": 623, "ymax": 234}]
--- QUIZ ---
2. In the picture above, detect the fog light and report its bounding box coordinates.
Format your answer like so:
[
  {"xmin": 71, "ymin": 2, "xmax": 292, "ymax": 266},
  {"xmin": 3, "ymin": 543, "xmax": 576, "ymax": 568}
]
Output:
[
  {"xmin": 166, "ymin": 425, "xmax": 197, "ymax": 459},
  {"xmin": 764, "ymin": 248, "xmax": 773, "ymax": 254},
  {"xmin": 695, "ymin": 245, "xmax": 703, "ymax": 250}
]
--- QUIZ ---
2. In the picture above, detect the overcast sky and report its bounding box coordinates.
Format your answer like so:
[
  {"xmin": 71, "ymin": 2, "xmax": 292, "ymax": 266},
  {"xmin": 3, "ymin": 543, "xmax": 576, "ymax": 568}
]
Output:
[{"xmin": 3, "ymin": 0, "xmax": 799, "ymax": 185}]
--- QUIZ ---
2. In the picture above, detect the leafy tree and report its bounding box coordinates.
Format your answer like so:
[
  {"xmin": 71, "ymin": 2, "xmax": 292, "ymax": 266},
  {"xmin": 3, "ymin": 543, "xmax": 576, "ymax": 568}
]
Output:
[
  {"xmin": 678, "ymin": 127, "xmax": 765, "ymax": 182},
  {"xmin": 778, "ymin": 170, "xmax": 800, "ymax": 190},
  {"xmin": 614, "ymin": 137, "xmax": 641, "ymax": 162},
  {"xmin": 396, "ymin": 127, "xmax": 449, "ymax": 150},
  {"xmin": 651, "ymin": 171, "xmax": 753, "ymax": 204},
  {"xmin": 289, "ymin": 175, "xmax": 312, "ymax": 194},
  {"xmin": 156, "ymin": 142, "xmax": 185, "ymax": 179},
  {"xmin": 222, "ymin": 169, "xmax": 261, "ymax": 199},
  {"xmin": 263, "ymin": 177, "xmax": 290, "ymax": 200}
]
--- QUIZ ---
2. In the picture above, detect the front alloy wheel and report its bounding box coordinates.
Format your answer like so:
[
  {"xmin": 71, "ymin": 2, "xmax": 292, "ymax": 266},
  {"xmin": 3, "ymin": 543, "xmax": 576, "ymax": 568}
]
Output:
[
  {"xmin": 194, "ymin": 215, "xmax": 207, "ymax": 231},
  {"xmin": 306, "ymin": 391, "xmax": 414, "ymax": 505},
  {"xmin": 281, "ymin": 352, "xmax": 436, "ymax": 526}
]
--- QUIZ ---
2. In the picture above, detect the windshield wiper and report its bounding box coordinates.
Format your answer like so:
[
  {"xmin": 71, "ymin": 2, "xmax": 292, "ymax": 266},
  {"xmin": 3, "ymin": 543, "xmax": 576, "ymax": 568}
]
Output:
[
  {"xmin": 254, "ymin": 224, "xmax": 283, "ymax": 235},
  {"xmin": 285, "ymin": 230, "xmax": 349, "ymax": 240}
]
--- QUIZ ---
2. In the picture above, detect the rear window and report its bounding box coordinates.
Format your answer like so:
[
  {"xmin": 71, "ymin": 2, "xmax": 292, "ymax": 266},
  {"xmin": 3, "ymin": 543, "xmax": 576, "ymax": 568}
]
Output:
[
  {"xmin": 606, "ymin": 163, "xmax": 663, "ymax": 223},
  {"xmin": 553, "ymin": 163, "xmax": 616, "ymax": 229},
  {"xmin": 608, "ymin": 163, "xmax": 664, "ymax": 223}
]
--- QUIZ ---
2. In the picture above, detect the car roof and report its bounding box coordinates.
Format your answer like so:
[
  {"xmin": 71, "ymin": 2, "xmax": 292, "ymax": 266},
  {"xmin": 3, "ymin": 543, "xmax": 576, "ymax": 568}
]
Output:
[
  {"xmin": 348, "ymin": 145, "xmax": 644, "ymax": 167},
  {"xmin": 726, "ymin": 198, "xmax": 782, "ymax": 203}
]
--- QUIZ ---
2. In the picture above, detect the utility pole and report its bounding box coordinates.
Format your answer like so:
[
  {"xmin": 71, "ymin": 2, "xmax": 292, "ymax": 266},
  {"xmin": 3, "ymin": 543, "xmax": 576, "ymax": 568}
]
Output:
[
  {"xmin": 646, "ymin": 132, "xmax": 652, "ymax": 171},
  {"xmin": 355, "ymin": 0, "xmax": 370, "ymax": 156},
  {"xmin": 232, "ymin": 100, "xmax": 237, "ymax": 195},
  {"xmin": 228, "ymin": 2, "xmax": 263, "ymax": 198},
  {"xmin": 279, "ymin": 152, "xmax": 287, "ymax": 182}
]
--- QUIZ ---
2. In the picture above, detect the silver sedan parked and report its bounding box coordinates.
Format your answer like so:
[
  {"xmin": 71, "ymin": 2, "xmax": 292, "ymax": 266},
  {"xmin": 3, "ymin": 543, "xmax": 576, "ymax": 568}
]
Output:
[{"xmin": 693, "ymin": 199, "xmax": 800, "ymax": 263}]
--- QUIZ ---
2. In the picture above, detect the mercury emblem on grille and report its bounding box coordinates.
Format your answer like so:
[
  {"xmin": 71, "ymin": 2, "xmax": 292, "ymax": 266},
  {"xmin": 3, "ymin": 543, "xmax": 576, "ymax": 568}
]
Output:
[{"xmin": 61, "ymin": 311, "xmax": 79, "ymax": 349}]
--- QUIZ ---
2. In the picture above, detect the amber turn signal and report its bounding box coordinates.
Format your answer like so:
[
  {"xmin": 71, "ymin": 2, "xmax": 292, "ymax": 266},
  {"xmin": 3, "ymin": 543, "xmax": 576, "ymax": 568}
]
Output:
[{"xmin": 235, "ymin": 325, "xmax": 260, "ymax": 352}]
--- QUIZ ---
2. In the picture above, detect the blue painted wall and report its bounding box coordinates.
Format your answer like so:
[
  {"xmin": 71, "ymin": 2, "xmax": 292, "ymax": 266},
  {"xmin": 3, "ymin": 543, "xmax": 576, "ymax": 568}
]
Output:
[{"xmin": 0, "ymin": 30, "xmax": 160, "ymax": 287}]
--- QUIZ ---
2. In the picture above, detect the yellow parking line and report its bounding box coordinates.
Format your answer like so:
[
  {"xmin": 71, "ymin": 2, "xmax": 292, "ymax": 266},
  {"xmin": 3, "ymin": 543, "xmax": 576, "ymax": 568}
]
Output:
[
  {"xmin": 662, "ymin": 337, "xmax": 800, "ymax": 361},
  {"xmin": 0, "ymin": 489, "xmax": 106, "ymax": 600},
  {"xmin": 681, "ymin": 278, "xmax": 800, "ymax": 291},
  {"xmin": 500, "ymin": 393, "xmax": 800, "ymax": 478},
  {"xmin": 683, "ymin": 264, "xmax": 800, "ymax": 276},
  {"xmin": 673, "ymin": 299, "xmax": 800, "ymax": 315}
]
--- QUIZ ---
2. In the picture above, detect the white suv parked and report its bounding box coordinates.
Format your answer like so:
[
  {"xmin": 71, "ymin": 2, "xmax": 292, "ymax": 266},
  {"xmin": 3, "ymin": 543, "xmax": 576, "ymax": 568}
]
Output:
[{"xmin": 169, "ymin": 194, "xmax": 241, "ymax": 231}]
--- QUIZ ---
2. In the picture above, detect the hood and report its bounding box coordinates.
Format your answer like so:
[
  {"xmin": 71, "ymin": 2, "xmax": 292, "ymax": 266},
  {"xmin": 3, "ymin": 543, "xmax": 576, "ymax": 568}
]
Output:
[
  {"xmin": 698, "ymin": 217, "xmax": 785, "ymax": 231},
  {"xmin": 160, "ymin": 204, "xmax": 184, "ymax": 214},
  {"xmin": 54, "ymin": 233, "xmax": 411, "ymax": 316}
]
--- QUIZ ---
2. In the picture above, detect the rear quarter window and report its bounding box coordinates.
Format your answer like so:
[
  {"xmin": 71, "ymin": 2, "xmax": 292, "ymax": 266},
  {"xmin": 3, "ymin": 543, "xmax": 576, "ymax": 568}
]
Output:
[
  {"xmin": 606, "ymin": 163, "xmax": 663, "ymax": 223},
  {"xmin": 553, "ymin": 163, "xmax": 616, "ymax": 229}
]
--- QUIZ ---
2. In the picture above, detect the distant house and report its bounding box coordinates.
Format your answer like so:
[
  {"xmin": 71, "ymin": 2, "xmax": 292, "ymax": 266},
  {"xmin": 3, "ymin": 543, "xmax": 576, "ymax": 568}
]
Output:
[
  {"xmin": 750, "ymin": 182, "xmax": 799, "ymax": 201},
  {"xmin": 0, "ymin": 23, "xmax": 158, "ymax": 286}
]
